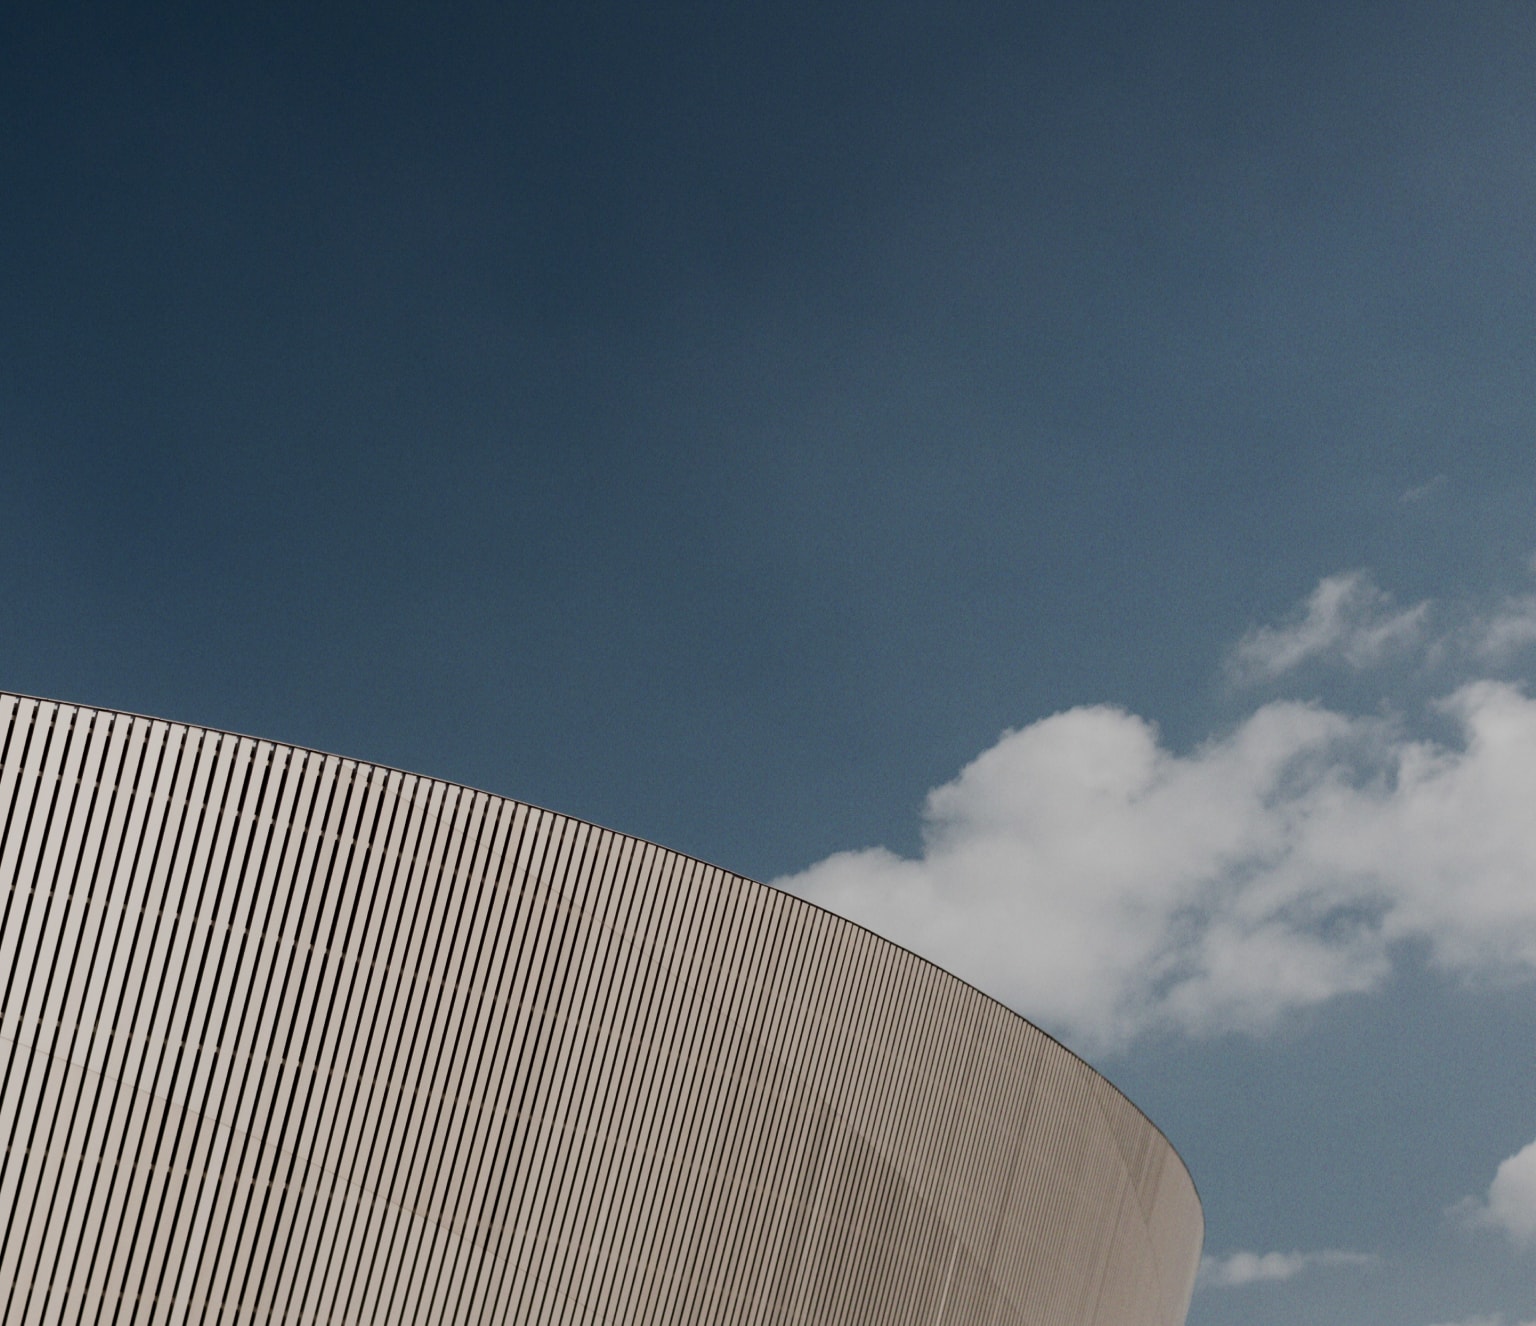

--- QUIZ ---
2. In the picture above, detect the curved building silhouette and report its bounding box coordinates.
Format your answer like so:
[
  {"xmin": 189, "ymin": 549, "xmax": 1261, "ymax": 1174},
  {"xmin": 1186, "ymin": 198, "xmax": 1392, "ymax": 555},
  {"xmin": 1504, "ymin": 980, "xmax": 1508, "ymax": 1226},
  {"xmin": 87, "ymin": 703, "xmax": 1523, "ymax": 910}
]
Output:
[{"xmin": 0, "ymin": 693, "xmax": 1201, "ymax": 1324}]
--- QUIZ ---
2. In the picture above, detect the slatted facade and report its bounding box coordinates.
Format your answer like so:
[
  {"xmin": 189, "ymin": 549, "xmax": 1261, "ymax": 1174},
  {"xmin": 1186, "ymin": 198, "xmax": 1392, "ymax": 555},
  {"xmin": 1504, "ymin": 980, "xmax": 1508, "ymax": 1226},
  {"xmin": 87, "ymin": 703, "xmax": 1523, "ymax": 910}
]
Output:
[{"xmin": 0, "ymin": 693, "xmax": 1202, "ymax": 1324}]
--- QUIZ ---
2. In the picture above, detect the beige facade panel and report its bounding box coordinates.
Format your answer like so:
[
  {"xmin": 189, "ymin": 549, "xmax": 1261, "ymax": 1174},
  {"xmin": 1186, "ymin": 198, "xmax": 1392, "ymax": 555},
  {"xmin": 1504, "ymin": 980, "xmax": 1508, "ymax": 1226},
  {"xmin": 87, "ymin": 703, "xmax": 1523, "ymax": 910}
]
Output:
[{"xmin": 0, "ymin": 693, "xmax": 1202, "ymax": 1324}]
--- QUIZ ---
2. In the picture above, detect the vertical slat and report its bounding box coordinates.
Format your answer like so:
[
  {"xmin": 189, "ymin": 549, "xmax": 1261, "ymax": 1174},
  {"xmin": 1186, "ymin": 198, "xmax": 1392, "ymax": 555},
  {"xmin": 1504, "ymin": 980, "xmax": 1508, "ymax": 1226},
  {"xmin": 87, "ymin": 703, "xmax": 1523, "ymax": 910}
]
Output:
[{"xmin": 0, "ymin": 693, "xmax": 1202, "ymax": 1326}]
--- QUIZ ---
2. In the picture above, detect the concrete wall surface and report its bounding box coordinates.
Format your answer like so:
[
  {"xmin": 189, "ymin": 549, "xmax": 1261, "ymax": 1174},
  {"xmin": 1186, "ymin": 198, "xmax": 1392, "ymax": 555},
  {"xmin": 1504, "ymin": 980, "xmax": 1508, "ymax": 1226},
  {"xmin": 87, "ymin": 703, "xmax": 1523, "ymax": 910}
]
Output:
[{"xmin": 0, "ymin": 693, "xmax": 1202, "ymax": 1324}]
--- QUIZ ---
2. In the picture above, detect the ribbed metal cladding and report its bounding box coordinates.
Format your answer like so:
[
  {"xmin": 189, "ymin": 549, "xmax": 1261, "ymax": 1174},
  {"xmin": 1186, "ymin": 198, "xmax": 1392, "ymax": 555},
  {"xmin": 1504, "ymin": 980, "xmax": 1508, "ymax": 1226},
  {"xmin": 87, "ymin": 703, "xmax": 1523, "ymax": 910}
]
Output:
[{"xmin": 0, "ymin": 693, "xmax": 1202, "ymax": 1325}]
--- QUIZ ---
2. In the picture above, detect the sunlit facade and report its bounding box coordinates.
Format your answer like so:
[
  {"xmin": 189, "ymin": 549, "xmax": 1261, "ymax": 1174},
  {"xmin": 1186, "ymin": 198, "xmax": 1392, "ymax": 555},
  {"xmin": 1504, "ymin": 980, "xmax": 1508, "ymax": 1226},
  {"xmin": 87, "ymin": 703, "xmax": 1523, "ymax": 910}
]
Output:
[{"xmin": 0, "ymin": 693, "xmax": 1201, "ymax": 1324}]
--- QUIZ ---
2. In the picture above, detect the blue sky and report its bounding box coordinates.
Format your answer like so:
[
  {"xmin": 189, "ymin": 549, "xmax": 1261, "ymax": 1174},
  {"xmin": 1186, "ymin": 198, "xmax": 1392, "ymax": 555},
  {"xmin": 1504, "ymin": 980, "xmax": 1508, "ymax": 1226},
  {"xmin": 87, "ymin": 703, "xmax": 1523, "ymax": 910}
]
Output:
[{"xmin": 4, "ymin": 3, "xmax": 1536, "ymax": 1322}]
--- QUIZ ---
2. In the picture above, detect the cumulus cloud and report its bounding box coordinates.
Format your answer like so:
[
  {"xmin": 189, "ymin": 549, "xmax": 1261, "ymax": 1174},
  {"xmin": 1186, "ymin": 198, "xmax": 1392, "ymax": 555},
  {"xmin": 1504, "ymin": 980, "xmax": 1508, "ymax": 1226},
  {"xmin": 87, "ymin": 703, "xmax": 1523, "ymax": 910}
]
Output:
[
  {"xmin": 1457, "ymin": 1139, "xmax": 1536, "ymax": 1245},
  {"xmin": 1226, "ymin": 571, "xmax": 1429, "ymax": 683},
  {"xmin": 776, "ymin": 572, "xmax": 1536, "ymax": 1051},
  {"xmin": 1197, "ymin": 1249, "xmax": 1374, "ymax": 1288}
]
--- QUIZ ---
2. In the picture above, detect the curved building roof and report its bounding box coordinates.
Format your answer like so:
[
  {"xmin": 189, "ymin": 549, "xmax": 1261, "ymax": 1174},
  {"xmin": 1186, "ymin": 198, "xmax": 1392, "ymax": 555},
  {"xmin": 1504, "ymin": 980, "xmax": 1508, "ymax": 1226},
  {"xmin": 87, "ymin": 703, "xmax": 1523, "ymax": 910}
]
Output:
[{"xmin": 0, "ymin": 692, "xmax": 1201, "ymax": 1324}]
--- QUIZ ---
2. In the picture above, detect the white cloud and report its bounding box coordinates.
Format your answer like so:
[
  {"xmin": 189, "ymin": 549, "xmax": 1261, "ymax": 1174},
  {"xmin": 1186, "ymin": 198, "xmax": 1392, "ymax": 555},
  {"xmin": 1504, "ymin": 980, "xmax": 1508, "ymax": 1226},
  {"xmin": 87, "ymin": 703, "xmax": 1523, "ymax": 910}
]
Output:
[
  {"xmin": 1458, "ymin": 1139, "xmax": 1536, "ymax": 1245},
  {"xmin": 1198, "ymin": 1248, "xmax": 1374, "ymax": 1288},
  {"xmin": 1401, "ymin": 474, "xmax": 1447, "ymax": 503},
  {"xmin": 1226, "ymin": 570, "xmax": 1430, "ymax": 683},
  {"xmin": 776, "ymin": 573, "xmax": 1536, "ymax": 1051},
  {"xmin": 1427, "ymin": 1316, "xmax": 1536, "ymax": 1326},
  {"xmin": 1475, "ymin": 595, "xmax": 1536, "ymax": 662}
]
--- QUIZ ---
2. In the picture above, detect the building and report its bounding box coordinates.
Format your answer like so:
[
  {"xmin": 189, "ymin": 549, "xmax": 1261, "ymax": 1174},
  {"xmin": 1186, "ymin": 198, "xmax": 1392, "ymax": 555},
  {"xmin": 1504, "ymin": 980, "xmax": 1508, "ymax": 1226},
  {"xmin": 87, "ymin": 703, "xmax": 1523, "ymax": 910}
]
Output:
[{"xmin": 0, "ymin": 693, "xmax": 1202, "ymax": 1324}]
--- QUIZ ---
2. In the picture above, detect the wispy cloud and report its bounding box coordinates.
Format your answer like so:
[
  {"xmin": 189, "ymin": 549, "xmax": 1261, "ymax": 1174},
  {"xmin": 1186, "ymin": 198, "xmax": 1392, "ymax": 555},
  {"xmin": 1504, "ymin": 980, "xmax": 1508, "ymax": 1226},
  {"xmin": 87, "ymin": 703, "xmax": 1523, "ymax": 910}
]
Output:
[
  {"xmin": 1198, "ymin": 1248, "xmax": 1374, "ymax": 1288},
  {"xmin": 777, "ymin": 570, "xmax": 1536, "ymax": 1051},
  {"xmin": 1229, "ymin": 568, "xmax": 1536, "ymax": 681},
  {"xmin": 1474, "ymin": 596, "xmax": 1536, "ymax": 663},
  {"xmin": 1455, "ymin": 1138, "xmax": 1536, "ymax": 1245},
  {"xmin": 1401, "ymin": 474, "xmax": 1447, "ymax": 503},
  {"xmin": 1226, "ymin": 570, "xmax": 1429, "ymax": 684},
  {"xmin": 1427, "ymin": 1315, "xmax": 1536, "ymax": 1326}
]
